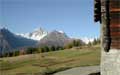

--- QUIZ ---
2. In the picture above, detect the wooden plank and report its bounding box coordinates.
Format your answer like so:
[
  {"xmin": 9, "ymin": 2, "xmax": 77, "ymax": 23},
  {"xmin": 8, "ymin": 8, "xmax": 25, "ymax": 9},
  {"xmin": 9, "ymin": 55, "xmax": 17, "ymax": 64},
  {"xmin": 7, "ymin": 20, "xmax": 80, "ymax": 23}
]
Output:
[
  {"xmin": 110, "ymin": 17, "xmax": 120, "ymax": 23},
  {"xmin": 111, "ymin": 36, "xmax": 120, "ymax": 39},
  {"xmin": 110, "ymin": 27, "xmax": 120, "ymax": 32},
  {"xmin": 110, "ymin": 8, "xmax": 120, "ymax": 12},
  {"xmin": 109, "ymin": 0, "xmax": 120, "ymax": 8},
  {"xmin": 110, "ymin": 32, "xmax": 120, "ymax": 36},
  {"xmin": 110, "ymin": 13, "xmax": 120, "ymax": 19},
  {"xmin": 111, "ymin": 46, "xmax": 120, "ymax": 49},
  {"xmin": 111, "ymin": 39, "xmax": 120, "ymax": 43}
]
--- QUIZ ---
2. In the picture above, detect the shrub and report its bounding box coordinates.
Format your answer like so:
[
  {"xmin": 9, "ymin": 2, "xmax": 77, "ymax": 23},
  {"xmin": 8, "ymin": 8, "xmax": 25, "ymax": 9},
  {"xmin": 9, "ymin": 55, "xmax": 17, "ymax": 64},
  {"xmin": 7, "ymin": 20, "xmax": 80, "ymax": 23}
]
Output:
[
  {"xmin": 39, "ymin": 46, "xmax": 50, "ymax": 53},
  {"xmin": 26, "ymin": 47, "xmax": 38, "ymax": 54},
  {"xmin": 50, "ymin": 46, "xmax": 56, "ymax": 51},
  {"xmin": 64, "ymin": 43, "xmax": 73, "ymax": 49},
  {"xmin": 43, "ymin": 46, "xmax": 50, "ymax": 52},
  {"xmin": 14, "ymin": 50, "xmax": 20, "ymax": 56},
  {"xmin": 9, "ymin": 52, "xmax": 14, "ymax": 57}
]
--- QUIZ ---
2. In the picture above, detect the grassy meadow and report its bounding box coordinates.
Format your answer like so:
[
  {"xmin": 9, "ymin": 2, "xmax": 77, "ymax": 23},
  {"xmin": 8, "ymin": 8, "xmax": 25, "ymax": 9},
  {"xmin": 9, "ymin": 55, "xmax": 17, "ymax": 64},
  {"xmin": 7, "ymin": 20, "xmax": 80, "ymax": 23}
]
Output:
[{"xmin": 0, "ymin": 46, "xmax": 101, "ymax": 75}]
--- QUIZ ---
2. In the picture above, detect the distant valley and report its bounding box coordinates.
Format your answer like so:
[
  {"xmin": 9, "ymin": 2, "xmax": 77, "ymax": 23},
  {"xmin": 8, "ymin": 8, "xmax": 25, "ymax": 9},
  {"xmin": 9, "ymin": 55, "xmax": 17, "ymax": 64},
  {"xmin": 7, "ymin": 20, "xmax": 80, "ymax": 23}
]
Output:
[{"xmin": 0, "ymin": 27, "xmax": 96, "ymax": 55}]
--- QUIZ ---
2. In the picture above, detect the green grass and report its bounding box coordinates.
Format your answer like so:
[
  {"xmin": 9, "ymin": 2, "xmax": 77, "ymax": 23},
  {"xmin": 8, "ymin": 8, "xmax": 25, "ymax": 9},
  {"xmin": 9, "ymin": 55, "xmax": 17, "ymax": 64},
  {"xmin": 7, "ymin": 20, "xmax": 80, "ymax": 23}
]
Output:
[{"xmin": 0, "ymin": 46, "xmax": 101, "ymax": 75}]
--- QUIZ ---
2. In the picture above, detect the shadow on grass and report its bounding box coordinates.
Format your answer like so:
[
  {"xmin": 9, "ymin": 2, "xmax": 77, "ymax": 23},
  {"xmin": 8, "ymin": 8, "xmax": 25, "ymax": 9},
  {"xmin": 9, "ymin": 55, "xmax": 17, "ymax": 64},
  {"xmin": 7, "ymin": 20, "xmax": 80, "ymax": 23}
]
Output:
[{"xmin": 42, "ymin": 67, "xmax": 72, "ymax": 75}]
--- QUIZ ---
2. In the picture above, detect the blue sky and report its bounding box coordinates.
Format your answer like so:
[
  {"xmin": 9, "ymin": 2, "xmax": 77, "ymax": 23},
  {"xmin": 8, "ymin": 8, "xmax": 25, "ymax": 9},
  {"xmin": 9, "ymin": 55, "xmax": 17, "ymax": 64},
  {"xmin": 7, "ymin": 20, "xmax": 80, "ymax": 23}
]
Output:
[{"xmin": 0, "ymin": 0, "xmax": 100, "ymax": 38}]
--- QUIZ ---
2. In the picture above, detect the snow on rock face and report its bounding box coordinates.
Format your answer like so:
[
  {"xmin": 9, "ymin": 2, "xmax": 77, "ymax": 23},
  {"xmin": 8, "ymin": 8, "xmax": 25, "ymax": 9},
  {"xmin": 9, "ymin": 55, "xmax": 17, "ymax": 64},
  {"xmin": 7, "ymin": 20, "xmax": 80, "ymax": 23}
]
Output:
[
  {"xmin": 58, "ymin": 30, "xmax": 64, "ymax": 34},
  {"xmin": 16, "ymin": 27, "xmax": 96, "ymax": 44},
  {"xmin": 17, "ymin": 27, "xmax": 48, "ymax": 41}
]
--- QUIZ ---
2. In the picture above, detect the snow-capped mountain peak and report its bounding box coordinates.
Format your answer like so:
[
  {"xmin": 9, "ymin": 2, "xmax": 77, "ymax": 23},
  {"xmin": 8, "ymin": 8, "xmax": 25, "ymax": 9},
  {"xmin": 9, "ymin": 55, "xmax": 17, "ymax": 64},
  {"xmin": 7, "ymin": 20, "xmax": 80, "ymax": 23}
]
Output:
[
  {"xmin": 0, "ymin": 26, "xmax": 8, "ymax": 30},
  {"xmin": 17, "ymin": 27, "xmax": 48, "ymax": 41}
]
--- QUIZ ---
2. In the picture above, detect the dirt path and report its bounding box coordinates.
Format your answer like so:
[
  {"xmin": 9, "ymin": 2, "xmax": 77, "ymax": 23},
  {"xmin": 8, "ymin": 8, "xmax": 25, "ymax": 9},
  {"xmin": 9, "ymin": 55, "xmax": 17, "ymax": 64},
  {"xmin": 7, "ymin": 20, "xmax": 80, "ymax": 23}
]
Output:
[{"xmin": 54, "ymin": 66, "xmax": 100, "ymax": 75}]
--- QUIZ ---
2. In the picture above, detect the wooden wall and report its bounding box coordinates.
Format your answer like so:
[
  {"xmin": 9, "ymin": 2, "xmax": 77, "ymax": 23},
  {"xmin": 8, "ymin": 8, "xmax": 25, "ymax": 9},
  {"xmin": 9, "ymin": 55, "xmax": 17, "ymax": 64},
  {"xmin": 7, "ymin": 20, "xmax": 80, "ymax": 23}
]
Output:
[{"xmin": 109, "ymin": 0, "xmax": 120, "ymax": 49}]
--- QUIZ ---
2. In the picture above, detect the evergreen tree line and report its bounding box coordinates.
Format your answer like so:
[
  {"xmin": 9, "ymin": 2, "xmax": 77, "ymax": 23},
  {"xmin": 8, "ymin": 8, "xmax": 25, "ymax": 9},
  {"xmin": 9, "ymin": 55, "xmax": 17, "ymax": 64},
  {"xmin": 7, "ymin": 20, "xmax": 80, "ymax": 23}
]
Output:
[
  {"xmin": 0, "ymin": 40, "xmax": 84, "ymax": 58},
  {"xmin": 64, "ymin": 39, "xmax": 84, "ymax": 49},
  {"xmin": 87, "ymin": 38, "xmax": 100, "ymax": 46},
  {"xmin": 0, "ymin": 46, "xmax": 64, "ymax": 58}
]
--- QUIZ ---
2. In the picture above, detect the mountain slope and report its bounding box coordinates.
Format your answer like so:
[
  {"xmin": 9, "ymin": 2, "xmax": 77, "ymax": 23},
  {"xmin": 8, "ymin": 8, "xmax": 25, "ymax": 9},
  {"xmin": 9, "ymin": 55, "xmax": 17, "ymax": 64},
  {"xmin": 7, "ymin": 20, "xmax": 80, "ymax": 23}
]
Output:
[
  {"xmin": 0, "ymin": 28, "xmax": 37, "ymax": 54},
  {"xmin": 0, "ymin": 31, "xmax": 11, "ymax": 54},
  {"xmin": 37, "ymin": 30, "xmax": 71, "ymax": 47}
]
